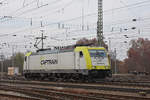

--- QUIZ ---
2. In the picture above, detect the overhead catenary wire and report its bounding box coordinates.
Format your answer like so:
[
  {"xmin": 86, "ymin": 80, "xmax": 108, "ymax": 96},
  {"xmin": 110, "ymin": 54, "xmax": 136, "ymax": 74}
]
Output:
[
  {"xmin": 23, "ymin": 0, "xmax": 150, "ymax": 19},
  {"xmin": 0, "ymin": 0, "xmax": 148, "ymax": 30},
  {"xmin": 1, "ymin": 0, "xmax": 150, "ymax": 24},
  {"xmin": 1, "ymin": 13, "xmax": 150, "ymax": 37},
  {"xmin": 17, "ymin": 0, "xmax": 63, "ymax": 15},
  {"xmin": 0, "ymin": 0, "xmax": 150, "ymax": 47},
  {"xmin": 0, "ymin": 0, "xmax": 7, "ymax": 3},
  {"xmin": 0, "ymin": 0, "xmax": 63, "ymax": 23}
]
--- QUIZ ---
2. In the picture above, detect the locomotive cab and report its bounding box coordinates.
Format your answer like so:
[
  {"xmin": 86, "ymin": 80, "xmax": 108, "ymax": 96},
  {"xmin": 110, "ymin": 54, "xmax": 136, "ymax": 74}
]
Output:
[{"xmin": 75, "ymin": 47, "xmax": 112, "ymax": 78}]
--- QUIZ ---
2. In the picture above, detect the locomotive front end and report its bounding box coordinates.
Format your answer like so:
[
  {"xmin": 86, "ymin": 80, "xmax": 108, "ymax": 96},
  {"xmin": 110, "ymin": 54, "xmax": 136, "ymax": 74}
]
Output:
[{"xmin": 88, "ymin": 48, "xmax": 112, "ymax": 78}]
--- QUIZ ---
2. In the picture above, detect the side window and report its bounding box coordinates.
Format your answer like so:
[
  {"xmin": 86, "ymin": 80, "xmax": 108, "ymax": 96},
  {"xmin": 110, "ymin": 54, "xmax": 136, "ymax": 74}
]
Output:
[{"xmin": 79, "ymin": 51, "xmax": 83, "ymax": 58}]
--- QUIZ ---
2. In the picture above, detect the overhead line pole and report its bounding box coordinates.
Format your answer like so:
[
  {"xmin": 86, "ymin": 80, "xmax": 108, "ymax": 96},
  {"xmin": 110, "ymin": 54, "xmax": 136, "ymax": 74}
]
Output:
[
  {"xmin": 97, "ymin": 0, "xmax": 103, "ymax": 47},
  {"xmin": 41, "ymin": 31, "xmax": 44, "ymax": 49},
  {"xmin": 40, "ymin": 20, "xmax": 44, "ymax": 50}
]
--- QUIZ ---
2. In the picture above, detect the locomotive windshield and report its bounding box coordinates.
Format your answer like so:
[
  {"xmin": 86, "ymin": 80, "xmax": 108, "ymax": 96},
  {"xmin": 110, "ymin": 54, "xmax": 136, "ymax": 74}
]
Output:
[
  {"xmin": 89, "ymin": 50, "xmax": 106, "ymax": 58},
  {"xmin": 89, "ymin": 49, "xmax": 108, "ymax": 66}
]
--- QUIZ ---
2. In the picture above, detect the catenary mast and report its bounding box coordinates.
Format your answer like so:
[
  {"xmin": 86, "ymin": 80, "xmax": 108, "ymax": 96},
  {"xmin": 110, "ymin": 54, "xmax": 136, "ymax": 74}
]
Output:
[{"xmin": 97, "ymin": 0, "xmax": 103, "ymax": 46}]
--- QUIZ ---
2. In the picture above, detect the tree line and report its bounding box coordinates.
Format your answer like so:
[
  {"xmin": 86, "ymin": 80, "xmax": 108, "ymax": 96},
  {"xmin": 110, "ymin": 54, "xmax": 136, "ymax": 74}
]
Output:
[{"xmin": 0, "ymin": 52, "xmax": 24, "ymax": 74}]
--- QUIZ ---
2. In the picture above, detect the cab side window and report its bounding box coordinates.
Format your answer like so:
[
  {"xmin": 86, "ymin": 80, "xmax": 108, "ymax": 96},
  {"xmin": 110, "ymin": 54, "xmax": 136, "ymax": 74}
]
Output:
[{"xmin": 79, "ymin": 51, "xmax": 83, "ymax": 58}]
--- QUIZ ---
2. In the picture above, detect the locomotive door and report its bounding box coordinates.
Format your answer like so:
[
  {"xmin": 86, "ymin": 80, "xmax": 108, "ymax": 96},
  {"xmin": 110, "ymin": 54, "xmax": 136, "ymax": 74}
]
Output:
[
  {"xmin": 75, "ymin": 51, "xmax": 84, "ymax": 69},
  {"xmin": 75, "ymin": 52, "xmax": 80, "ymax": 69}
]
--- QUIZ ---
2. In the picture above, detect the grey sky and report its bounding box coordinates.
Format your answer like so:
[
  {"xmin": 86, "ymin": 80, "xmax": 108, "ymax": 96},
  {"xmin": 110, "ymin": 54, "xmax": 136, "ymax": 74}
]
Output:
[{"xmin": 0, "ymin": 0, "xmax": 150, "ymax": 60}]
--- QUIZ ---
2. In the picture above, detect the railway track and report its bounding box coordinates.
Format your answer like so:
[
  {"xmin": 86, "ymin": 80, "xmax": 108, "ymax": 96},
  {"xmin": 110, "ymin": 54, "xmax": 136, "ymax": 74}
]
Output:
[
  {"xmin": 0, "ymin": 92, "xmax": 40, "ymax": 100},
  {"xmin": 0, "ymin": 84, "xmax": 149, "ymax": 100},
  {"xmin": 4, "ymin": 75, "xmax": 150, "ymax": 87},
  {"xmin": 96, "ymin": 81, "xmax": 150, "ymax": 88},
  {"xmin": 0, "ymin": 80, "xmax": 150, "ymax": 100},
  {"xmin": 1, "ymin": 80, "xmax": 150, "ymax": 92},
  {"xmin": 0, "ymin": 84, "xmax": 105, "ymax": 100}
]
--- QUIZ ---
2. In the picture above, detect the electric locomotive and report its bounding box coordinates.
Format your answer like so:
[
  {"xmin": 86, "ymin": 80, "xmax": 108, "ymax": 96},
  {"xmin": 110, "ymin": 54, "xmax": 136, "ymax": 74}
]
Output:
[{"xmin": 23, "ymin": 46, "xmax": 112, "ymax": 80}]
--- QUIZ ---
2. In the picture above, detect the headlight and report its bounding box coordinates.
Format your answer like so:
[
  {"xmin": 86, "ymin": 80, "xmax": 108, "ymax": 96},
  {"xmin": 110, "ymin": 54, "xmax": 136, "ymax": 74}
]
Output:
[
  {"xmin": 105, "ymin": 66, "xmax": 108, "ymax": 68},
  {"xmin": 92, "ymin": 66, "xmax": 96, "ymax": 69}
]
